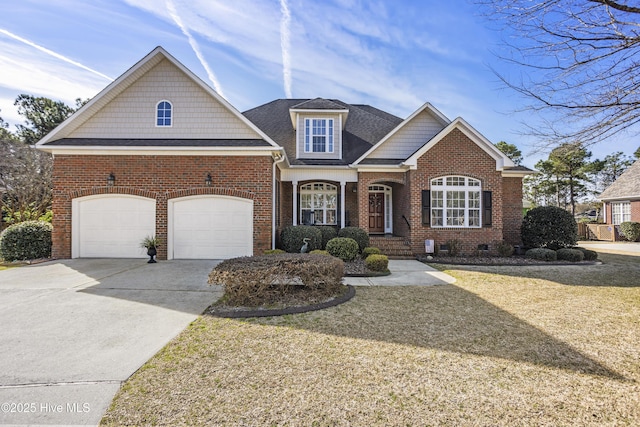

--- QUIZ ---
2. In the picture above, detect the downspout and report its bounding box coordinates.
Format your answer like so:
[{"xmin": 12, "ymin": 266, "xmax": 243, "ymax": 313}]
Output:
[{"xmin": 272, "ymin": 150, "xmax": 286, "ymax": 249}]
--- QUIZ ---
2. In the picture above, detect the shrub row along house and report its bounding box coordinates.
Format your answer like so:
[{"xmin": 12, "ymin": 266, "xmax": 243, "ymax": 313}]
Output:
[{"xmin": 36, "ymin": 47, "xmax": 532, "ymax": 260}]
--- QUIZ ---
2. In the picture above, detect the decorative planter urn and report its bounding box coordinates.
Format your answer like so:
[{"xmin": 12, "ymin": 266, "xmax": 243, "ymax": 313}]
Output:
[{"xmin": 147, "ymin": 247, "xmax": 157, "ymax": 263}]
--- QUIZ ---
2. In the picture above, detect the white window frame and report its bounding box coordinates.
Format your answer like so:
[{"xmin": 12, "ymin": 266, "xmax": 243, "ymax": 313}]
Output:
[
  {"xmin": 611, "ymin": 201, "xmax": 631, "ymax": 225},
  {"xmin": 156, "ymin": 100, "xmax": 173, "ymax": 127},
  {"xmin": 304, "ymin": 118, "xmax": 334, "ymax": 153},
  {"xmin": 431, "ymin": 176, "xmax": 481, "ymax": 228},
  {"xmin": 299, "ymin": 182, "xmax": 338, "ymax": 225}
]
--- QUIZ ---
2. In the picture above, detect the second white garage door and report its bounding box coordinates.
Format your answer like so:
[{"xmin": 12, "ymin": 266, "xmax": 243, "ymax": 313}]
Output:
[{"xmin": 168, "ymin": 196, "xmax": 253, "ymax": 259}]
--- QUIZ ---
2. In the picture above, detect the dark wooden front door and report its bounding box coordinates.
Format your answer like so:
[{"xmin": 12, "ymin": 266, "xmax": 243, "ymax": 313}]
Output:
[{"xmin": 368, "ymin": 193, "xmax": 385, "ymax": 233}]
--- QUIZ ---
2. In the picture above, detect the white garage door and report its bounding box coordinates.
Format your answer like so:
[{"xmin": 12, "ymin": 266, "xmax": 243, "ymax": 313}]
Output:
[
  {"xmin": 169, "ymin": 196, "xmax": 253, "ymax": 259},
  {"xmin": 72, "ymin": 195, "xmax": 156, "ymax": 258}
]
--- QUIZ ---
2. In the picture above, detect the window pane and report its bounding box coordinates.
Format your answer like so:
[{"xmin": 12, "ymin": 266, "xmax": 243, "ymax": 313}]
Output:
[
  {"xmin": 432, "ymin": 191, "xmax": 443, "ymax": 208},
  {"xmin": 469, "ymin": 210, "xmax": 480, "ymax": 227},
  {"xmin": 431, "ymin": 209, "xmax": 443, "ymax": 226}
]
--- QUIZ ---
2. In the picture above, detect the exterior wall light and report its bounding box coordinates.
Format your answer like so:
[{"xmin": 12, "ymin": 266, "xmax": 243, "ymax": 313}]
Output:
[
  {"xmin": 107, "ymin": 173, "xmax": 115, "ymax": 186},
  {"xmin": 205, "ymin": 173, "xmax": 212, "ymax": 186}
]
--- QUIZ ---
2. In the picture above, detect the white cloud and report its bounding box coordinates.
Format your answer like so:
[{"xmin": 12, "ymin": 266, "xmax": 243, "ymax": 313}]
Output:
[{"xmin": 279, "ymin": 0, "xmax": 292, "ymax": 98}]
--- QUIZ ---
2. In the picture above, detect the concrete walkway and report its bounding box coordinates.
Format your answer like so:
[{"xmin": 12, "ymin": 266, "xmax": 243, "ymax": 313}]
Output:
[
  {"xmin": 578, "ymin": 241, "xmax": 640, "ymax": 256},
  {"xmin": 0, "ymin": 259, "xmax": 222, "ymax": 426},
  {"xmin": 344, "ymin": 259, "xmax": 456, "ymax": 286}
]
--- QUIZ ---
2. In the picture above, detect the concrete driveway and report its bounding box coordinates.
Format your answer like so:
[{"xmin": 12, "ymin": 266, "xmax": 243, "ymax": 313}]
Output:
[{"xmin": 0, "ymin": 259, "xmax": 222, "ymax": 426}]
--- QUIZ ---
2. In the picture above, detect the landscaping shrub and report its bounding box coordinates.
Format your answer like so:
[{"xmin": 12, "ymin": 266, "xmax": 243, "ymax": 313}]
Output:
[
  {"xmin": 315, "ymin": 226, "xmax": 338, "ymax": 249},
  {"xmin": 208, "ymin": 253, "xmax": 344, "ymax": 306},
  {"xmin": 365, "ymin": 254, "xmax": 389, "ymax": 272},
  {"xmin": 574, "ymin": 247, "xmax": 598, "ymax": 261},
  {"xmin": 525, "ymin": 248, "xmax": 557, "ymax": 261},
  {"xmin": 495, "ymin": 241, "xmax": 515, "ymax": 257},
  {"xmin": 446, "ymin": 239, "xmax": 463, "ymax": 257},
  {"xmin": 557, "ymin": 248, "xmax": 585, "ymax": 262},
  {"xmin": 309, "ymin": 249, "xmax": 330, "ymax": 256},
  {"xmin": 264, "ymin": 249, "xmax": 286, "ymax": 255},
  {"xmin": 362, "ymin": 246, "xmax": 382, "ymax": 258},
  {"xmin": 337, "ymin": 227, "xmax": 369, "ymax": 253},
  {"xmin": 326, "ymin": 237, "xmax": 359, "ymax": 261},
  {"xmin": 280, "ymin": 225, "xmax": 322, "ymax": 253},
  {"xmin": 619, "ymin": 222, "xmax": 640, "ymax": 242},
  {"xmin": 0, "ymin": 220, "xmax": 52, "ymax": 261},
  {"xmin": 521, "ymin": 206, "xmax": 577, "ymax": 250}
]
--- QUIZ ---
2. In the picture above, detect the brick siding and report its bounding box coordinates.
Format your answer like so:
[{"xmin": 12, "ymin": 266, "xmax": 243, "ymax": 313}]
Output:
[{"xmin": 52, "ymin": 155, "xmax": 273, "ymax": 259}]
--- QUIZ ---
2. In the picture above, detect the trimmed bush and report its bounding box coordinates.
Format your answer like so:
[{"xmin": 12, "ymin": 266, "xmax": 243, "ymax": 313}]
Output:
[
  {"xmin": 362, "ymin": 246, "xmax": 382, "ymax": 259},
  {"xmin": 495, "ymin": 241, "xmax": 514, "ymax": 257},
  {"xmin": 315, "ymin": 226, "xmax": 338, "ymax": 249},
  {"xmin": 280, "ymin": 225, "xmax": 322, "ymax": 253},
  {"xmin": 446, "ymin": 239, "xmax": 463, "ymax": 257},
  {"xmin": 557, "ymin": 248, "xmax": 584, "ymax": 262},
  {"xmin": 0, "ymin": 220, "xmax": 52, "ymax": 261},
  {"xmin": 309, "ymin": 249, "xmax": 330, "ymax": 256},
  {"xmin": 574, "ymin": 247, "xmax": 598, "ymax": 261},
  {"xmin": 264, "ymin": 249, "xmax": 286, "ymax": 255},
  {"xmin": 338, "ymin": 227, "xmax": 369, "ymax": 253},
  {"xmin": 525, "ymin": 248, "xmax": 557, "ymax": 261},
  {"xmin": 521, "ymin": 206, "xmax": 577, "ymax": 250},
  {"xmin": 619, "ymin": 222, "xmax": 640, "ymax": 242},
  {"xmin": 326, "ymin": 237, "xmax": 359, "ymax": 261},
  {"xmin": 365, "ymin": 254, "xmax": 389, "ymax": 272},
  {"xmin": 208, "ymin": 254, "xmax": 344, "ymax": 306}
]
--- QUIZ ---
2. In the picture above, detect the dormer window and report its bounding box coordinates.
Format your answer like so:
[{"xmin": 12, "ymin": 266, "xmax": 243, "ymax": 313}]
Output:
[
  {"xmin": 156, "ymin": 101, "xmax": 172, "ymax": 127},
  {"xmin": 304, "ymin": 118, "xmax": 334, "ymax": 153}
]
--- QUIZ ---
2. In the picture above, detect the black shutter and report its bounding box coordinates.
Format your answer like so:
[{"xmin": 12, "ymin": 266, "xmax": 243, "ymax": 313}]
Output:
[
  {"xmin": 483, "ymin": 191, "xmax": 492, "ymax": 227},
  {"xmin": 422, "ymin": 190, "xmax": 430, "ymax": 226}
]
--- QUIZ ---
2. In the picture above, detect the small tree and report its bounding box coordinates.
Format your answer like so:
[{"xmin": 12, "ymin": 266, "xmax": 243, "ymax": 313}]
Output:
[{"xmin": 521, "ymin": 206, "xmax": 577, "ymax": 250}]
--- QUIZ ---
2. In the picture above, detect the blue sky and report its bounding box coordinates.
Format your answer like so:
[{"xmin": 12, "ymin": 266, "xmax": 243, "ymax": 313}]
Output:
[{"xmin": 0, "ymin": 0, "xmax": 637, "ymax": 167}]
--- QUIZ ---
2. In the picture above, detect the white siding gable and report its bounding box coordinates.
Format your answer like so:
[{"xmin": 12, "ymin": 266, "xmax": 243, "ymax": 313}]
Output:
[
  {"xmin": 68, "ymin": 59, "xmax": 260, "ymax": 139},
  {"xmin": 367, "ymin": 109, "xmax": 445, "ymax": 159}
]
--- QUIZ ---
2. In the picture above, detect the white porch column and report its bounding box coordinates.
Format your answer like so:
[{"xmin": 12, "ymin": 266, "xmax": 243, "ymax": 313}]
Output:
[
  {"xmin": 340, "ymin": 181, "xmax": 346, "ymax": 228},
  {"xmin": 292, "ymin": 180, "xmax": 298, "ymax": 226}
]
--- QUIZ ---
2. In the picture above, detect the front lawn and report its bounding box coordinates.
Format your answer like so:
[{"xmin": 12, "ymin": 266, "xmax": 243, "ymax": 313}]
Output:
[{"xmin": 101, "ymin": 253, "xmax": 640, "ymax": 426}]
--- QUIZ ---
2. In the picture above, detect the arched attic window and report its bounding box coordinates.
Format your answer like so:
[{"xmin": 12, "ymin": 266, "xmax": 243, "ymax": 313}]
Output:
[{"xmin": 156, "ymin": 100, "xmax": 172, "ymax": 127}]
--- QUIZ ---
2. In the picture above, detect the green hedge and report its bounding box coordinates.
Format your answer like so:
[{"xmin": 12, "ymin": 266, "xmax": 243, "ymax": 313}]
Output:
[
  {"xmin": 365, "ymin": 254, "xmax": 389, "ymax": 272},
  {"xmin": 521, "ymin": 206, "xmax": 577, "ymax": 250},
  {"xmin": 337, "ymin": 227, "xmax": 369, "ymax": 253},
  {"xmin": 525, "ymin": 248, "xmax": 557, "ymax": 261},
  {"xmin": 362, "ymin": 246, "xmax": 382, "ymax": 258},
  {"xmin": 326, "ymin": 237, "xmax": 359, "ymax": 261},
  {"xmin": 0, "ymin": 220, "xmax": 52, "ymax": 261},
  {"xmin": 315, "ymin": 226, "xmax": 338, "ymax": 249},
  {"xmin": 619, "ymin": 222, "xmax": 640, "ymax": 242},
  {"xmin": 556, "ymin": 248, "xmax": 584, "ymax": 262},
  {"xmin": 574, "ymin": 247, "xmax": 598, "ymax": 261},
  {"xmin": 280, "ymin": 226, "xmax": 322, "ymax": 253}
]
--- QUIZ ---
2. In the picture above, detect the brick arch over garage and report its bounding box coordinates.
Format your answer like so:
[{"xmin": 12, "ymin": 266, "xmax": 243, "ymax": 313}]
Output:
[
  {"xmin": 68, "ymin": 186, "xmax": 159, "ymax": 200},
  {"xmin": 164, "ymin": 187, "xmax": 255, "ymax": 201}
]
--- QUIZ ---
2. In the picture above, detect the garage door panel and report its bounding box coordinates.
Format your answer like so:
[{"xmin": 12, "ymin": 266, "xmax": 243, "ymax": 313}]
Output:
[
  {"xmin": 170, "ymin": 196, "xmax": 253, "ymax": 260},
  {"xmin": 74, "ymin": 196, "xmax": 156, "ymax": 258}
]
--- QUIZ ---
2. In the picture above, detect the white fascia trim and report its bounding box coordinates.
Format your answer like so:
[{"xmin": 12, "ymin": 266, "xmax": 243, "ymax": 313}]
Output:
[
  {"xmin": 501, "ymin": 170, "xmax": 535, "ymax": 177},
  {"xmin": 352, "ymin": 102, "xmax": 451, "ymax": 165},
  {"xmin": 290, "ymin": 109, "xmax": 349, "ymax": 129},
  {"xmin": 38, "ymin": 146, "xmax": 280, "ymax": 156},
  {"xmin": 403, "ymin": 118, "xmax": 515, "ymax": 171},
  {"xmin": 37, "ymin": 47, "xmax": 280, "ymax": 149},
  {"xmin": 601, "ymin": 196, "xmax": 640, "ymax": 202},
  {"xmin": 352, "ymin": 165, "xmax": 410, "ymax": 173}
]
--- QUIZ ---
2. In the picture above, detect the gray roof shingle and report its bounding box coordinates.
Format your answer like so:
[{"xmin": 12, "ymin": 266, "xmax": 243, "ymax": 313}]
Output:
[
  {"xmin": 600, "ymin": 159, "xmax": 640, "ymax": 200},
  {"xmin": 242, "ymin": 98, "xmax": 402, "ymax": 165}
]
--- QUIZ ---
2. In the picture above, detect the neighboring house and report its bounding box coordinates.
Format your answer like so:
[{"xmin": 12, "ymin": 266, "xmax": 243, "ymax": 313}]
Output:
[
  {"xmin": 36, "ymin": 47, "xmax": 532, "ymax": 260},
  {"xmin": 600, "ymin": 159, "xmax": 640, "ymax": 225}
]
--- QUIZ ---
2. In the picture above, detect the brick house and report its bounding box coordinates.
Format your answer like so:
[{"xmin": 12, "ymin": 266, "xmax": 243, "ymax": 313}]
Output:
[
  {"xmin": 37, "ymin": 47, "xmax": 532, "ymax": 260},
  {"xmin": 600, "ymin": 159, "xmax": 640, "ymax": 226}
]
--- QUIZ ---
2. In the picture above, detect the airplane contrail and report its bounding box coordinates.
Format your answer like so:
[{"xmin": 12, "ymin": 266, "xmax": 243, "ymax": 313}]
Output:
[
  {"xmin": 165, "ymin": 0, "xmax": 226, "ymax": 98},
  {"xmin": 279, "ymin": 0, "xmax": 292, "ymax": 98},
  {"xmin": 0, "ymin": 28, "xmax": 113, "ymax": 81}
]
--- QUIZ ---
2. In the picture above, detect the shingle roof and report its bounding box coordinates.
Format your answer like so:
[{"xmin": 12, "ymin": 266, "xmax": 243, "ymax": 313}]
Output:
[
  {"xmin": 599, "ymin": 159, "xmax": 640, "ymax": 200},
  {"xmin": 291, "ymin": 98, "xmax": 347, "ymax": 110},
  {"xmin": 44, "ymin": 138, "xmax": 271, "ymax": 147},
  {"xmin": 243, "ymin": 99, "xmax": 402, "ymax": 165}
]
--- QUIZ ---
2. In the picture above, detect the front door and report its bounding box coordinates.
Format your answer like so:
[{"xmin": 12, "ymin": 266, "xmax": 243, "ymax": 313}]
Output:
[{"xmin": 368, "ymin": 193, "xmax": 385, "ymax": 233}]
